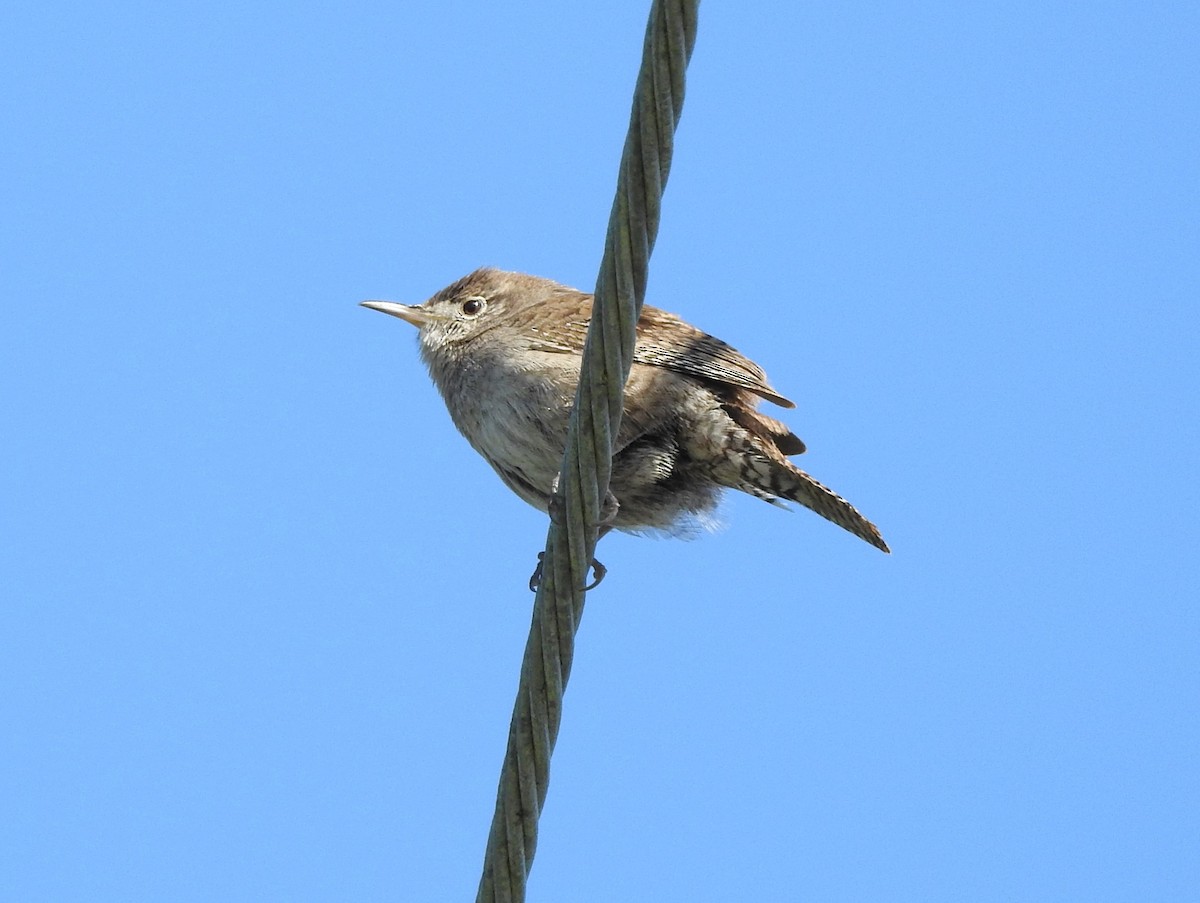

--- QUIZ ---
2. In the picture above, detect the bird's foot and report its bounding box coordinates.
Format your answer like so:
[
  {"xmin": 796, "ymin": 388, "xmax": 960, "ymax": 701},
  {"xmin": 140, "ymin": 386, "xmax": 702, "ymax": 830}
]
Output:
[
  {"xmin": 528, "ymin": 552, "xmax": 607, "ymax": 593},
  {"xmin": 533, "ymin": 480, "xmax": 618, "ymax": 591},
  {"xmin": 547, "ymin": 474, "xmax": 621, "ymax": 529}
]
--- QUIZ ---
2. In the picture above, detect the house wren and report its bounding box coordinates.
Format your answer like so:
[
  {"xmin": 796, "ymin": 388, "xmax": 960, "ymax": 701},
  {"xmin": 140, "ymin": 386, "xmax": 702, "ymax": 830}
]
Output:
[{"xmin": 362, "ymin": 268, "xmax": 889, "ymax": 563}]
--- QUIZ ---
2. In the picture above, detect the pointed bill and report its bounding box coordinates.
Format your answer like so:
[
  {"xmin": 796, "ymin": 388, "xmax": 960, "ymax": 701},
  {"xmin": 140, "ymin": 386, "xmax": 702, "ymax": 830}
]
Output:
[{"xmin": 360, "ymin": 300, "xmax": 433, "ymax": 328}]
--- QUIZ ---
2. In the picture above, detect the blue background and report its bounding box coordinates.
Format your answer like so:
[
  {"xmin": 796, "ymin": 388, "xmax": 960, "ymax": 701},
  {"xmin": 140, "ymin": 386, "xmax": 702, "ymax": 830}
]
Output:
[{"xmin": 3, "ymin": 2, "xmax": 1197, "ymax": 900}]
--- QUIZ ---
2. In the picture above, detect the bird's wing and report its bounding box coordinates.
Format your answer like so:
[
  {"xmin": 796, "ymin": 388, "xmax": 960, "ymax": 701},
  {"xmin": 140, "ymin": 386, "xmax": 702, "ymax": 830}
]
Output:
[
  {"xmin": 526, "ymin": 299, "xmax": 795, "ymax": 409},
  {"xmin": 632, "ymin": 306, "xmax": 795, "ymax": 408}
]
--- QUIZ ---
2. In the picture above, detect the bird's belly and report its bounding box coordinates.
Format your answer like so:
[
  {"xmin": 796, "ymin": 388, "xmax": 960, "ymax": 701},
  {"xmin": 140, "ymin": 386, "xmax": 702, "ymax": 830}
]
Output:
[{"xmin": 452, "ymin": 370, "xmax": 572, "ymax": 511}]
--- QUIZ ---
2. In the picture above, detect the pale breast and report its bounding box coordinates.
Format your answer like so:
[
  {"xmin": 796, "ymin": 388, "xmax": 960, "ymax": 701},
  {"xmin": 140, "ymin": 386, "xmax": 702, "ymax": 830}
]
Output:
[{"xmin": 438, "ymin": 350, "xmax": 577, "ymax": 511}]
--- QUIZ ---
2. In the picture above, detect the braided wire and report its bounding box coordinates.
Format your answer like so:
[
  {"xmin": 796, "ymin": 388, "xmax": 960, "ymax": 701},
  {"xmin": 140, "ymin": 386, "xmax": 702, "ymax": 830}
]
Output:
[{"xmin": 475, "ymin": 2, "xmax": 699, "ymax": 900}]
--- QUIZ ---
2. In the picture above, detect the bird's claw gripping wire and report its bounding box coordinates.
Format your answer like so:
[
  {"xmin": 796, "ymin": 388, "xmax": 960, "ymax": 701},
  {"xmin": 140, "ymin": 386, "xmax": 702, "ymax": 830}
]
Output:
[{"xmin": 528, "ymin": 552, "xmax": 607, "ymax": 593}]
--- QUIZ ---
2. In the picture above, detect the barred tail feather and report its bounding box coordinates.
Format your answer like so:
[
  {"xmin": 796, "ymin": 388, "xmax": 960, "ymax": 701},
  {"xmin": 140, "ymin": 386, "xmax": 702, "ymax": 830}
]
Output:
[{"xmin": 771, "ymin": 464, "xmax": 890, "ymax": 553}]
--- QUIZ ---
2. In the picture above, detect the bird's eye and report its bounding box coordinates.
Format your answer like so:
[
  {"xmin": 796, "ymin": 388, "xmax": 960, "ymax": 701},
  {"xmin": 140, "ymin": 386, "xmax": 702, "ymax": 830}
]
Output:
[{"xmin": 461, "ymin": 297, "xmax": 486, "ymax": 317}]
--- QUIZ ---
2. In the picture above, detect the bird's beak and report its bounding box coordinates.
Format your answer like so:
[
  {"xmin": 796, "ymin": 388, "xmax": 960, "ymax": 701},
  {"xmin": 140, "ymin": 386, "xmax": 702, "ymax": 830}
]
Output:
[{"xmin": 360, "ymin": 300, "xmax": 433, "ymax": 328}]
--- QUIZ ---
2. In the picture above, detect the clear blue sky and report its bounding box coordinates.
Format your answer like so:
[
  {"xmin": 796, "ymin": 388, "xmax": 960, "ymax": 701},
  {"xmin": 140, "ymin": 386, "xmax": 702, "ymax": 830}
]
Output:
[{"xmin": 3, "ymin": 3, "xmax": 1197, "ymax": 900}]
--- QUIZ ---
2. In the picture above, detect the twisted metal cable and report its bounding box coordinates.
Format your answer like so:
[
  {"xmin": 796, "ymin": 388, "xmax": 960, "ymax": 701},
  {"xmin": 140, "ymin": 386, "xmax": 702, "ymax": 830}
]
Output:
[{"xmin": 475, "ymin": 2, "xmax": 699, "ymax": 900}]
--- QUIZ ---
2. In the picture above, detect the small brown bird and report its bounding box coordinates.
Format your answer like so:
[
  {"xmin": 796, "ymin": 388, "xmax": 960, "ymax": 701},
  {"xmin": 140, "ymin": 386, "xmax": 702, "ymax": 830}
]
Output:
[{"xmin": 362, "ymin": 268, "xmax": 888, "ymax": 557}]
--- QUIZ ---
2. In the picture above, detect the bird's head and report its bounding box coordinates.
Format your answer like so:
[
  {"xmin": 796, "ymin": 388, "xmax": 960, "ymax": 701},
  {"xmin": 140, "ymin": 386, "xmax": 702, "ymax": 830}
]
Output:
[{"xmin": 361, "ymin": 267, "xmax": 576, "ymax": 364}]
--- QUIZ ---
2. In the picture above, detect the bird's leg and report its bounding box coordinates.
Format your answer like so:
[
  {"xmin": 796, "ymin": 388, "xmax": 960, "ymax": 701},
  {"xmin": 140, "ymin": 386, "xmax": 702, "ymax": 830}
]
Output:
[
  {"xmin": 597, "ymin": 490, "xmax": 620, "ymax": 531},
  {"xmin": 529, "ymin": 481, "xmax": 620, "ymax": 592}
]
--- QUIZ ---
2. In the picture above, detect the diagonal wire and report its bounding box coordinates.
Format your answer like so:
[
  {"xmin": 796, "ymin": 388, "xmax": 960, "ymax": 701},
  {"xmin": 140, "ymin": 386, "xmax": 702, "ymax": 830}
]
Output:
[{"xmin": 475, "ymin": 2, "xmax": 699, "ymax": 900}]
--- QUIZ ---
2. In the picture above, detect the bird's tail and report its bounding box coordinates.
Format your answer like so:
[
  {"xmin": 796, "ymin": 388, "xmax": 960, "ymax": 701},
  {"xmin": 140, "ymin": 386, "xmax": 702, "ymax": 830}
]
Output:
[
  {"xmin": 705, "ymin": 408, "xmax": 889, "ymax": 553},
  {"xmin": 771, "ymin": 463, "xmax": 890, "ymax": 552},
  {"xmin": 724, "ymin": 451, "xmax": 890, "ymax": 553}
]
